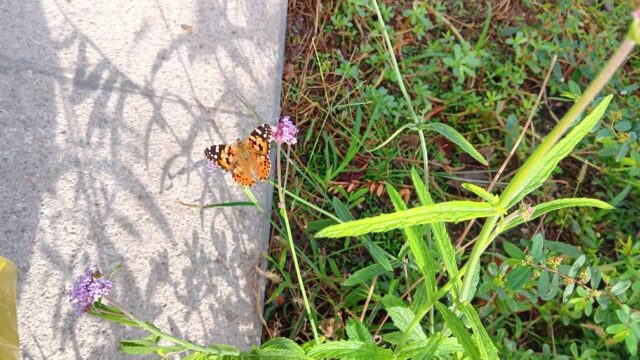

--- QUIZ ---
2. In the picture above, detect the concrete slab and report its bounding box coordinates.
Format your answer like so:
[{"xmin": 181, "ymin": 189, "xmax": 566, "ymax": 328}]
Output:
[{"xmin": 0, "ymin": 0, "xmax": 286, "ymax": 358}]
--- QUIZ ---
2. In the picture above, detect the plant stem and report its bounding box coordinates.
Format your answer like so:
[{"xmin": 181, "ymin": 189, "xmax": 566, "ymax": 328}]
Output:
[
  {"xmin": 460, "ymin": 35, "xmax": 637, "ymax": 303},
  {"xmin": 500, "ymin": 38, "xmax": 636, "ymax": 208},
  {"xmin": 276, "ymin": 144, "xmax": 320, "ymax": 343},
  {"xmin": 103, "ymin": 296, "xmax": 215, "ymax": 355},
  {"xmin": 370, "ymin": 0, "xmax": 430, "ymax": 186}
]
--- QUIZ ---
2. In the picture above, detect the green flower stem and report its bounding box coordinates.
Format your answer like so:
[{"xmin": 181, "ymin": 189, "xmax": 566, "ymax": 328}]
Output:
[
  {"xmin": 371, "ymin": 0, "xmax": 430, "ymax": 186},
  {"xmin": 276, "ymin": 145, "xmax": 320, "ymax": 343},
  {"xmin": 460, "ymin": 27, "xmax": 638, "ymax": 303},
  {"xmin": 103, "ymin": 296, "xmax": 215, "ymax": 355}
]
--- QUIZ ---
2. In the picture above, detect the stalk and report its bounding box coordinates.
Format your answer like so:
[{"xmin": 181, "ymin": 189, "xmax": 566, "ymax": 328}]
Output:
[
  {"xmin": 276, "ymin": 144, "xmax": 320, "ymax": 343},
  {"xmin": 460, "ymin": 22, "xmax": 639, "ymax": 303}
]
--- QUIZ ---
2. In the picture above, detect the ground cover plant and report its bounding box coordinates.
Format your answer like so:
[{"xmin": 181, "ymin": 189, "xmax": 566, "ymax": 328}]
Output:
[{"xmin": 71, "ymin": 1, "xmax": 640, "ymax": 359}]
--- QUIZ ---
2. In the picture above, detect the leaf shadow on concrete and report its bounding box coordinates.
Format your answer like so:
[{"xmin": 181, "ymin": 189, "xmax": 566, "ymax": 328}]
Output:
[{"xmin": 1, "ymin": 0, "xmax": 283, "ymax": 357}]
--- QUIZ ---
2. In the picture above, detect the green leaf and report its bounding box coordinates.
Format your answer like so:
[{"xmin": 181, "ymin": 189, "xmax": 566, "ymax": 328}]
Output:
[
  {"xmin": 260, "ymin": 338, "xmax": 306, "ymax": 354},
  {"xmin": 307, "ymin": 340, "xmax": 394, "ymax": 359},
  {"xmin": 396, "ymin": 334, "xmax": 443, "ymax": 359},
  {"xmin": 208, "ymin": 343, "xmax": 241, "ymax": 355},
  {"xmin": 387, "ymin": 183, "xmax": 436, "ymax": 298},
  {"xmin": 568, "ymin": 255, "xmax": 586, "ymax": 277},
  {"xmin": 506, "ymin": 266, "xmax": 532, "ymax": 290},
  {"xmin": 461, "ymin": 183, "xmax": 499, "ymax": 204},
  {"xmin": 382, "ymin": 295, "xmax": 427, "ymax": 343},
  {"xmin": 502, "ymin": 95, "xmax": 613, "ymax": 209},
  {"xmin": 538, "ymin": 270, "xmax": 552, "ymax": 300},
  {"xmin": 346, "ymin": 318, "xmax": 374, "ymax": 343},
  {"xmin": 626, "ymin": 331, "xmax": 638, "ymax": 355},
  {"xmin": 316, "ymin": 201, "xmax": 499, "ymax": 238},
  {"xmin": 411, "ymin": 168, "xmax": 459, "ymax": 295},
  {"xmin": 459, "ymin": 303, "xmax": 499, "ymax": 360},
  {"xmin": 531, "ymin": 233, "xmax": 544, "ymax": 262},
  {"xmin": 423, "ymin": 123, "xmax": 488, "ymax": 165},
  {"xmin": 545, "ymin": 241, "xmax": 584, "ymax": 259},
  {"xmin": 363, "ymin": 239, "xmax": 393, "ymax": 272},
  {"xmin": 503, "ymin": 241, "xmax": 525, "ymax": 260},
  {"xmin": 500, "ymin": 198, "xmax": 614, "ymax": 232},
  {"xmin": 563, "ymin": 282, "xmax": 576, "ymax": 302},
  {"xmin": 434, "ymin": 303, "xmax": 481, "ymax": 359},
  {"xmin": 181, "ymin": 353, "xmax": 206, "ymax": 360},
  {"xmin": 611, "ymin": 280, "xmax": 632, "ymax": 296},
  {"xmin": 119, "ymin": 339, "xmax": 161, "ymax": 355},
  {"xmin": 343, "ymin": 263, "xmax": 395, "ymax": 287},
  {"xmin": 333, "ymin": 197, "xmax": 394, "ymax": 271}
]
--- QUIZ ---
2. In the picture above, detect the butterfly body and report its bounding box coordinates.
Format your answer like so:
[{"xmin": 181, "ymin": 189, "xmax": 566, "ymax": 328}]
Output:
[{"xmin": 205, "ymin": 124, "xmax": 272, "ymax": 187}]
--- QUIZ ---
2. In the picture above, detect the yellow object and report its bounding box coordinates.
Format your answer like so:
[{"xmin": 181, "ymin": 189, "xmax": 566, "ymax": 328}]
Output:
[{"xmin": 0, "ymin": 256, "xmax": 19, "ymax": 360}]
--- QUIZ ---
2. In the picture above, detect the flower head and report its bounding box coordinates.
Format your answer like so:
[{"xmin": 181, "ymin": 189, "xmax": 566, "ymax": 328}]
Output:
[
  {"xmin": 272, "ymin": 116, "xmax": 299, "ymax": 145},
  {"xmin": 70, "ymin": 267, "xmax": 113, "ymax": 315},
  {"xmin": 206, "ymin": 160, "xmax": 219, "ymax": 173}
]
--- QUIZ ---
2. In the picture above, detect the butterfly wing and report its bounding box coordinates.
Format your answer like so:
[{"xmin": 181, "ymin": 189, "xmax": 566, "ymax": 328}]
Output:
[
  {"xmin": 204, "ymin": 144, "xmax": 235, "ymax": 172},
  {"xmin": 232, "ymin": 167, "xmax": 256, "ymax": 187},
  {"xmin": 247, "ymin": 124, "xmax": 272, "ymax": 156},
  {"xmin": 257, "ymin": 155, "xmax": 271, "ymax": 181}
]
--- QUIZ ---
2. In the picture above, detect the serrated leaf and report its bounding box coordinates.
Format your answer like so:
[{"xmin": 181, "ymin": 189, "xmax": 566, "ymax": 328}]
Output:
[
  {"xmin": 434, "ymin": 303, "xmax": 481, "ymax": 359},
  {"xmin": 346, "ymin": 318, "xmax": 373, "ymax": 343},
  {"xmin": 382, "ymin": 295, "xmax": 427, "ymax": 343},
  {"xmin": 461, "ymin": 183, "xmax": 498, "ymax": 204},
  {"xmin": 387, "ymin": 183, "xmax": 436, "ymax": 298},
  {"xmin": 423, "ymin": 122, "xmax": 488, "ymax": 165},
  {"xmin": 260, "ymin": 338, "xmax": 306, "ymax": 354},
  {"xmin": 501, "ymin": 95, "xmax": 613, "ymax": 209},
  {"xmin": 396, "ymin": 334, "xmax": 443, "ymax": 359},
  {"xmin": 316, "ymin": 201, "xmax": 499, "ymax": 238},
  {"xmin": 411, "ymin": 168, "xmax": 459, "ymax": 296},
  {"xmin": 307, "ymin": 341, "xmax": 394, "ymax": 359},
  {"xmin": 501, "ymin": 198, "xmax": 614, "ymax": 232},
  {"xmin": 252, "ymin": 348, "xmax": 312, "ymax": 360},
  {"xmin": 459, "ymin": 303, "xmax": 499, "ymax": 360}
]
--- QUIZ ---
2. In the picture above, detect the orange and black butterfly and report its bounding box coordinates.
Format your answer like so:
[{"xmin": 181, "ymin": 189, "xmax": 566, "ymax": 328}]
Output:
[{"xmin": 204, "ymin": 124, "xmax": 272, "ymax": 187}]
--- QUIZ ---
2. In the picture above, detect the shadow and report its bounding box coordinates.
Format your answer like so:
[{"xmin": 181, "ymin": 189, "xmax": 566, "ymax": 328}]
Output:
[{"xmin": 0, "ymin": 0, "xmax": 285, "ymax": 357}]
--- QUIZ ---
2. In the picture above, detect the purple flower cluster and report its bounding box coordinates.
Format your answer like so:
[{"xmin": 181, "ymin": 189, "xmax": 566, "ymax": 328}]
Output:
[
  {"xmin": 272, "ymin": 116, "xmax": 298, "ymax": 145},
  {"xmin": 70, "ymin": 267, "xmax": 113, "ymax": 314}
]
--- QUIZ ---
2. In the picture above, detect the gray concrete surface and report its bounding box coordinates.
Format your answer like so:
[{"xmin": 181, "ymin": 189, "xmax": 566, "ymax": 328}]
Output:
[{"xmin": 0, "ymin": 0, "xmax": 287, "ymax": 358}]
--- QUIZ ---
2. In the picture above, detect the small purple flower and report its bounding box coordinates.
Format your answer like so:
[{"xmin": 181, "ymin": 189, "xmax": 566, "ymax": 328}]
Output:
[
  {"xmin": 70, "ymin": 267, "xmax": 113, "ymax": 315},
  {"xmin": 271, "ymin": 116, "xmax": 299, "ymax": 145},
  {"xmin": 206, "ymin": 160, "xmax": 219, "ymax": 173}
]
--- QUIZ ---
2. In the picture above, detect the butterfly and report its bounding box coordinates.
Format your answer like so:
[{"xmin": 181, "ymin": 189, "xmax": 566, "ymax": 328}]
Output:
[{"xmin": 204, "ymin": 124, "xmax": 272, "ymax": 187}]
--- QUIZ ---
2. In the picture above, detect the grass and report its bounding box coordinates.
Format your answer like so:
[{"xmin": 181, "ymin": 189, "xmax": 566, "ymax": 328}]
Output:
[{"xmin": 263, "ymin": 0, "xmax": 639, "ymax": 358}]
